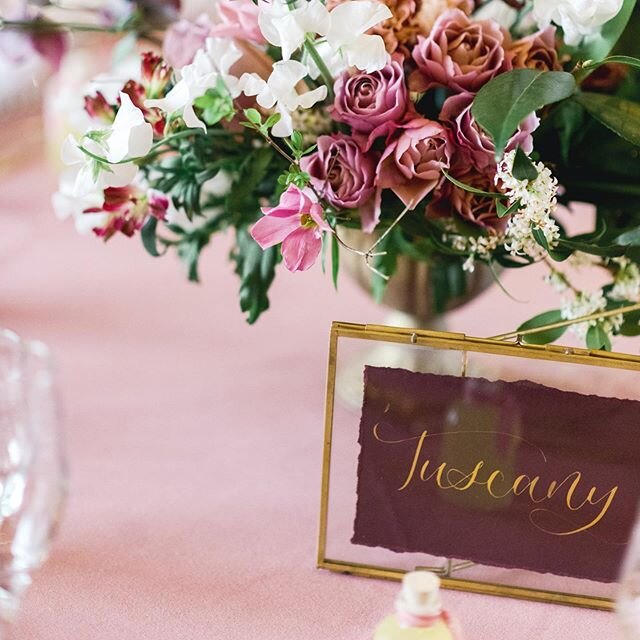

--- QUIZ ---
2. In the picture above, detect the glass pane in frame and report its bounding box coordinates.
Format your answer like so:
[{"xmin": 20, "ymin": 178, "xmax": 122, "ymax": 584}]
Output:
[{"xmin": 318, "ymin": 323, "xmax": 640, "ymax": 610}]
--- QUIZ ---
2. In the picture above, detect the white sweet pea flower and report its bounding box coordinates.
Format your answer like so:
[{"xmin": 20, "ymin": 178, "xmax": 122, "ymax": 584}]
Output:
[
  {"xmin": 52, "ymin": 167, "xmax": 109, "ymax": 235},
  {"xmin": 241, "ymin": 60, "xmax": 327, "ymax": 137},
  {"xmin": 61, "ymin": 134, "xmax": 139, "ymax": 197},
  {"xmin": 533, "ymin": 0, "xmax": 624, "ymax": 46},
  {"xmin": 146, "ymin": 37, "xmax": 242, "ymax": 130},
  {"xmin": 258, "ymin": 0, "xmax": 331, "ymax": 60},
  {"xmin": 303, "ymin": 40, "xmax": 350, "ymax": 80},
  {"xmin": 59, "ymin": 91, "xmax": 152, "ymax": 198},
  {"xmin": 106, "ymin": 92, "xmax": 153, "ymax": 163},
  {"xmin": 325, "ymin": 0, "xmax": 392, "ymax": 73}
]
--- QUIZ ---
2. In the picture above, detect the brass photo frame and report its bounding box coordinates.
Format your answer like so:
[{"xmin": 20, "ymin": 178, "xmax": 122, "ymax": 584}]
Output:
[{"xmin": 317, "ymin": 321, "xmax": 640, "ymax": 611}]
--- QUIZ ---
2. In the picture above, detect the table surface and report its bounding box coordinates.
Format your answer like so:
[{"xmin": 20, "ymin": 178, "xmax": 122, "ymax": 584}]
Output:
[{"xmin": 0, "ymin": 159, "xmax": 631, "ymax": 639}]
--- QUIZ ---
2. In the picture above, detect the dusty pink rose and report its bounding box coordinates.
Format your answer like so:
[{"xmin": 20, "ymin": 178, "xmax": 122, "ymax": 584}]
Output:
[
  {"xmin": 301, "ymin": 135, "xmax": 380, "ymax": 232},
  {"xmin": 410, "ymin": 9, "xmax": 511, "ymax": 93},
  {"xmin": 332, "ymin": 57, "xmax": 409, "ymax": 148},
  {"xmin": 440, "ymin": 92, "xmax": 538, "ymax": 171},
  {"xmin": 377, "ymin": 118, "xmax": 452, "ymax": 212},
  {"xmin": 162, "ymin": 14, "xmax": 212, "ymax": 69},
  {"xmin": 210, "ymin": 0, "xmax": 265, "ymax": 44},
  {"xmin": 428, "ymin": 165, "xmax": 505, "ymax": 231},
  {"xmin": 250, "ymin": 185, "xmax": 330, "ymax": 272},
  {"xmin": 509, "ymin": 27, "xmax": 561, "ymax": 72}
]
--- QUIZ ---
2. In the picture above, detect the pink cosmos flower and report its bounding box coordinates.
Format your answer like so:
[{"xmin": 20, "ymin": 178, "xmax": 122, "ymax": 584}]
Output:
[
  {"xmin": 410, "ymin": 9, "xmax": 511, "ymax": 94},
  {"xmin": 250, "ymin": 185, "xmax": 330, "ymax": 272},
  {"xmin": 210, "ymin": 0, "xmax": 266, "ymax": 44},
  {"xmin": 439, "ymin": 92, "xmax": 538, "ymax": 171},
  {"xmin": 377, "ymin": 118, "xmax": 452, "ymax": 210}
]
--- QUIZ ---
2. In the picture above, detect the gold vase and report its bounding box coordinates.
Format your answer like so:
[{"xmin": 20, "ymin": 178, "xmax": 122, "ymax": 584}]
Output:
[{"xmin": 340, "ymin": 228, "xmax": 496, "ymax": 325}]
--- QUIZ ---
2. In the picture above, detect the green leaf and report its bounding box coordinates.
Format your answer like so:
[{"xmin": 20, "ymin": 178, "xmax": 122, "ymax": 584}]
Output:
[
  {"xmin": 586, "ymin": 324, "xmax": 612, "ymax": 351},
  {"xmin": 531, "ymin": 227, "xmax": 550, "ymax": 251},
  {"xmin": 371, "ymin": 229, "xmax": 400, "ymax": 303},
  {"xmin": 472, "ymin": 69, "xmax": 577, "ymax": 158},
  {"xmin": 177, "ymin": 239, "xmax": 202, "ymax": 283},
  {"xmin": 430, "ymin": 257, "xmax": 467, "ymax": 313},
  {"xmin": 243, "ymin": 108, "xmax": 262, "ymax": 126},
  {"xmin": 548, "ymin": 246, "xmax": 573, "ymax": 262},
  {"xmin": 558, "ymin": 238, "xmax": 626, "ymax": 257},
  {"xmin": 442, "ymin": 170, "xmax": 503, "ymax": 198},
  {"xmin": 141, "ymin": 216, "xmax": 161, "ymax": 257},
  {"xmin": 620, "ymin": 320, "xmax": 640, "ymax": 336},
  {"xmin": 263, "ymin": 112, "xmax": 281, "ymax": 130},
  {"xmin": 574, "ymin": 92, "xmax": 640, "ymax": 147},
  {"xmin": 331, "ymin": 232, "xmax": 339, "ymax": 290},
  {"xmin": 231, "ymin": 227, "xmax": 280, "ymax": 324},
  {"xmin": 512, "ymin": 147, "xmax": 538, "ymax": 181},
  {"xmin": 496, "ymin": 198, "xmax": 521, "ymax": 219},
  {"xmin": 573, "ymin": 0, "xmax": 638, "ymax": 62},
  {"xmin": 550, "ymin": 100, "xmax": 586, "ymax": 164},
  {"xmin": 193, "ymin": 83, "xmax": 235, "ymax": 126},
  {"xmin": 517, "ymin": 309, "xmax": 568, "ymax": 345},
  {"xmin": 580, "ymin": 55, "xmax": 640, "ymax": 75}
]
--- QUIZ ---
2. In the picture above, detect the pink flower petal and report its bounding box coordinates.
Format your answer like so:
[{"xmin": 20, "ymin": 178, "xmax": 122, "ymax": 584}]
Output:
[
  {"xmin": 281, "ymin": 228, "xmax": 322, "ymax": 272},
  {"xmin": 250, "ymin": 213, "xmax": 301, "ymax": 249}
]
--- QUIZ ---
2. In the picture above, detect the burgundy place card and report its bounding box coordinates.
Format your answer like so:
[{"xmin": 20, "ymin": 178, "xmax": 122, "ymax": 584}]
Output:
[{"xmin": 352, "ymin": 366, "xmax": 640, "ymax": 583}]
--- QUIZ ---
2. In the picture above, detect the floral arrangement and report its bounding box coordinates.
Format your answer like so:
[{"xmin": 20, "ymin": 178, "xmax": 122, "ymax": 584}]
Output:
[{"xmin": 4, "ymin": 0, "xmax": 640, "ymax": 348}]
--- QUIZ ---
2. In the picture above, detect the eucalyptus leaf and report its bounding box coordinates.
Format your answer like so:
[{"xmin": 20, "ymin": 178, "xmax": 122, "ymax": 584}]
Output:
[
  {"xmin": 574, "ymin": 92, "xmax": 640, "ymax": 148},
  {"xmin": 517, "ymin": 309, "xmax": 567, "ymax": 345},
  {"xmin": 472, "ymin": 69, "xmax": 577, "ymax": 158}
]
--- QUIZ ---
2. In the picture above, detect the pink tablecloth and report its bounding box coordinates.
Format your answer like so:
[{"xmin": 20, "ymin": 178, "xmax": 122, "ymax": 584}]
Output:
[{"xmin": 0, "ymin": 160, "xmax": 626, "ymax": 639}]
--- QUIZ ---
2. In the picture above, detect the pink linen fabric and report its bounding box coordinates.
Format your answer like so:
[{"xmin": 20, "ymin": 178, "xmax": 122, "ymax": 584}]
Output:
[{"xmin": 0, "ymin": 159, "xmax": 622, "ymax": 639}]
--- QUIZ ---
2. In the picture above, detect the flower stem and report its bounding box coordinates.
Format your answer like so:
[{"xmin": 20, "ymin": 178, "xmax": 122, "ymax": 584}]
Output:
[
  {"xmin": 304, "ymin": 35, "xmax": 335, "ymax": 102},
  {"xmin": 489, "ymin": 301, "xmax": 640, "ymax": 342},
  {"xmin": 0, "ymin": 18, "xmax": 120, "ymax": 33}
]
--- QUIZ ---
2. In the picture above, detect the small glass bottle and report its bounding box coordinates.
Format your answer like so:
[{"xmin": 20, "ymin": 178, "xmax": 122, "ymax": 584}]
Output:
[{"xmin": 374, "ymin": 572, "xmax": 460, "ymax": 640}]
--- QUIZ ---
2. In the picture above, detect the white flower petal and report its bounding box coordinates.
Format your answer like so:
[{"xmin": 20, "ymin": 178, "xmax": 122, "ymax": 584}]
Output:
[
  {"xmin": 271, "ymin": 106, "xmax": 293, "ymax": 138},
  {"xmin": 294, "ymin": 0, "xmax": 331, "ymax": 36},
  {"xmin": 343, "ymin": 33, "xmax": 390, "ymax": 72},
  {"xmin": 296, "ymin": 85, "xmax": 327, "ymax": 109},
  {"xmin": 326, "ymin": 0, "xmax": 392, "ymax": 48},
  {"xmin": 532, "ymin": 0, "xmax": 624, "ymax": 45},
  {"xmin": 106, "ymin": 92, "xmax": 153, "ymax": 163}
]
